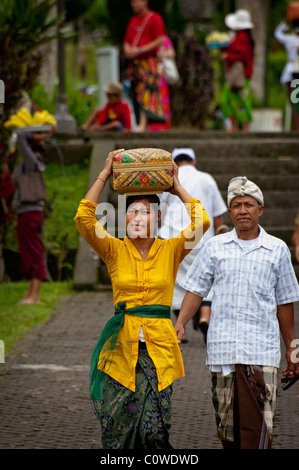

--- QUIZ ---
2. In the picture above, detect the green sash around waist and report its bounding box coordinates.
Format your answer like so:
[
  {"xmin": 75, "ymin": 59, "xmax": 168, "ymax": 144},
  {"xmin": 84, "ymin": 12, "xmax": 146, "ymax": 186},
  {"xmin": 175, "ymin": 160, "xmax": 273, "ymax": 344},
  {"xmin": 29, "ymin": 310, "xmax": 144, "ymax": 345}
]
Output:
[{"xmin": 90, "ymin": 302, "xmax": 171, "ymax": 403}]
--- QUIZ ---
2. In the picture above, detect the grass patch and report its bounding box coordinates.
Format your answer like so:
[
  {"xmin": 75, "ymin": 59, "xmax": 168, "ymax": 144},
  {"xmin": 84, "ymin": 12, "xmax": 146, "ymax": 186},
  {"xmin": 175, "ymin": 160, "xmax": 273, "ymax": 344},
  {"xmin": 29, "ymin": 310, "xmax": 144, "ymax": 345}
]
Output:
[
  {"xmin": 0, "ymin": 281, "xmax": 74, "ymax": 355},
  {"xmin": 43, "ymin": 162, "xmax": 90, "ymax": 280}
]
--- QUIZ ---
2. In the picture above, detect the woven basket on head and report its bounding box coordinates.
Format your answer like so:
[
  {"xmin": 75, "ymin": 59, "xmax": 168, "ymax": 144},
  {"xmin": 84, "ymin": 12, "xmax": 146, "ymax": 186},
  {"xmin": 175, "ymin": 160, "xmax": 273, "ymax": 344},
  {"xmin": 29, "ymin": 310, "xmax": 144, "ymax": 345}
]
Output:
[{"xmin": 112, "ymin": 148, "xmax": 173, "ymax": 195}]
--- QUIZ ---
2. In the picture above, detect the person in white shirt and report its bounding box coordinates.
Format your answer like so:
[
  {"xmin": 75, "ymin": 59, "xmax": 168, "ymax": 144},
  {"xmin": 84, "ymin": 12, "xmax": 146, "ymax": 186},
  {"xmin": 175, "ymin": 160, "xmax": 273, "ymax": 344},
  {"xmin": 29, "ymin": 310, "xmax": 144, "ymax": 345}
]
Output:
[
  {"xmin": 274, "ymin": 21, "xmax": 299, "ymax": 129},
  {"xmin": 175, "ymin": 176, "xmax": 299, "ymax": 449},
  {"xmin": 159, "ymin": 148, "xmax": 227, "ymax": 343}
]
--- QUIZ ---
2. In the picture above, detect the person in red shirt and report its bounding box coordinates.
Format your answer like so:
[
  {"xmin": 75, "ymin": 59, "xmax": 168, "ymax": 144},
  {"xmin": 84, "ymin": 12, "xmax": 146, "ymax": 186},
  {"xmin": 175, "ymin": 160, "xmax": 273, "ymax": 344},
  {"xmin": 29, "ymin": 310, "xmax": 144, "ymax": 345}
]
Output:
[
  {"xmin": 82, "ymin": 82, "xmax": 132, "ymax": 132},
  {"xmin": 123, "ymin": 0, "xmax": 167, "ymax": 132},
  {"xmin": 220, "ymin": 9, "xmax": 255, "ymax": 131}
]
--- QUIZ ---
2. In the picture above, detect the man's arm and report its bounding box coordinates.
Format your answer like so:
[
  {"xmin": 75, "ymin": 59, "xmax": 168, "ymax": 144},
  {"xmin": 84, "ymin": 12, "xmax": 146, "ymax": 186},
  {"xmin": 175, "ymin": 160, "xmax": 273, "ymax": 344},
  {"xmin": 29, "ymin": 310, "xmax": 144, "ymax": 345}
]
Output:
[
  {"xmin": 277, "ymin": 303, "xmax": 299, "ymax": 378},
  {"xmin": 174, "ymin": 291, "xmax": 203, "ymax": 343}
]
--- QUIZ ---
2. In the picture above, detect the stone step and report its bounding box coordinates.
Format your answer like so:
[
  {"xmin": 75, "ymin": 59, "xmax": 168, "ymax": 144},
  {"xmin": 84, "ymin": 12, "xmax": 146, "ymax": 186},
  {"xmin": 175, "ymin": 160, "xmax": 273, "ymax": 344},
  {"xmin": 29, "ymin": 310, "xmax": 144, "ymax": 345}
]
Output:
[
  {"xmin": 262, "ymin": 227, "xmax": 296, "ymax": 246},
  {"xmin": 107, "ymin": 132, "xmax": 299, "ymax": 158},
  {"xmin": 113, "ymin": 141, "xmax": 299, "ymax": 158},
  {"xmin": 220, "ymin": 190, "xmax": 299, "ymax": 209},
  {"xmin": 214, "ymin": 175, "xmax": 299, "ymax": 191},
  {"xmin": 78, "ymin": 129, "xmax": 299, "ymax": 141},
  {"xmin": 250, "ymin": 191, "xmax": 299, "ymax": 209},
  {"xmin": 196, "ymin": 157, "xmax": 299, "ymax": 176},
  {"xmin": 50, "ymin": 130, "xmax": 299, "ymax": 162},
  {"xmin": 222, "ymin": 209, "xmax": 297, "ymax": 227}
]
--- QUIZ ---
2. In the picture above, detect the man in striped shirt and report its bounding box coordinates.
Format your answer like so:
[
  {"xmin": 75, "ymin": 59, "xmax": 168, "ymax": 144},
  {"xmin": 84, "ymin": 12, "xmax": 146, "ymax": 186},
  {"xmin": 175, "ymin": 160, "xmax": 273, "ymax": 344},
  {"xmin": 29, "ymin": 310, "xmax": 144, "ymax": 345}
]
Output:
[{"xmin": 175, "ymin": 176, "xmax": 299, "ymax": 449}]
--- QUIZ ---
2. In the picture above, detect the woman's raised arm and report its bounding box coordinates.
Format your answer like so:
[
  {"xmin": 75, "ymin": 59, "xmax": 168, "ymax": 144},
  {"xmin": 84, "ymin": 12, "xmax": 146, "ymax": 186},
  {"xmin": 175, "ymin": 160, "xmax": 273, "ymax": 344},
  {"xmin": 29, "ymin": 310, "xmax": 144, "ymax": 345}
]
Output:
[{"xmin": 84, "ymin": 149, "xmax": 124, "ymax": 203}]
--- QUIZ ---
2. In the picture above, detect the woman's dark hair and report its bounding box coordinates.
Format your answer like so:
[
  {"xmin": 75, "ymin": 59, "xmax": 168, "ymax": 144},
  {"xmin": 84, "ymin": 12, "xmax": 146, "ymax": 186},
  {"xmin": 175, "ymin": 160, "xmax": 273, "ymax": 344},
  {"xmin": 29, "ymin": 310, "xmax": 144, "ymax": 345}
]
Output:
[
  {"xmin": 173, "ymin": 154, "xmax": 194, "ymax": 165},
  {"xmin": 126, "ymin": 194, "xmax": 160, "ymax": 212}
]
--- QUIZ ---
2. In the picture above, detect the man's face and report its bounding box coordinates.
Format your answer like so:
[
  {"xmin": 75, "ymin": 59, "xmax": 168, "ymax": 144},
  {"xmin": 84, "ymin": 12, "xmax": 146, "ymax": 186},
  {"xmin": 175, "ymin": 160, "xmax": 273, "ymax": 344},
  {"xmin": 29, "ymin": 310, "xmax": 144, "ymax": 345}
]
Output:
[{"xmin": 228, "ymin": 195, "xmax": 264, "ymax": 233}]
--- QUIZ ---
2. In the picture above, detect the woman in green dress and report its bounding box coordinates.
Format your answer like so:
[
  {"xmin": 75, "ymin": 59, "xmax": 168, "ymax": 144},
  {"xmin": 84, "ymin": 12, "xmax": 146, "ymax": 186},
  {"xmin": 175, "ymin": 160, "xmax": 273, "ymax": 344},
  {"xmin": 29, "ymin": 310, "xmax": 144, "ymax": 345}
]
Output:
[{"xmin": 220, "ymin": 9, "xmax": 255, "ymax": 131}]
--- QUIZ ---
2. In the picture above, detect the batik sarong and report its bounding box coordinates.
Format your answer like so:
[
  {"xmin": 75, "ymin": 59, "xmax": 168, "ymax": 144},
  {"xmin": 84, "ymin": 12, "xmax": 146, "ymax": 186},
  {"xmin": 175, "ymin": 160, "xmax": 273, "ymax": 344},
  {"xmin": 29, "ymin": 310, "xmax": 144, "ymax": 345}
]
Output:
[
  {"xmin": 211, "ymin": 365, "xmax": 277, "ymax": 449},
  {"xmin": 97, "ymin": 345, "xmax": 173, "ymax": 449}
]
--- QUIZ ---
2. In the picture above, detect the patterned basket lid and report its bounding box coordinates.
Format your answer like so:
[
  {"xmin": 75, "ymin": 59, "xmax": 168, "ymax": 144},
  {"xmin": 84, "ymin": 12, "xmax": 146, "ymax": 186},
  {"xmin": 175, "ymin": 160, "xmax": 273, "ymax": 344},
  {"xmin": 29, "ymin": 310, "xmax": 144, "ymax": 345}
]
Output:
[{"xmin": 112, "ymin": 148, "xmax": 173, "ymax": 194}]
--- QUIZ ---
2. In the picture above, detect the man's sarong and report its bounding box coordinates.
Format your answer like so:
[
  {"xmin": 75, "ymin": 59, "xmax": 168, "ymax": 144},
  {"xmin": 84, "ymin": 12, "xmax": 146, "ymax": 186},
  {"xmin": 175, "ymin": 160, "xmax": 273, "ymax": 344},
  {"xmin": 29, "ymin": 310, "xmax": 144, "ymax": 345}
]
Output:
[
  {"xmin": 97, "ymin": 344, "xmax": 173, "ymax": 449},
  {"xmin": 211, "ymin": 365, "xmax": 277, "ymax": 449}
]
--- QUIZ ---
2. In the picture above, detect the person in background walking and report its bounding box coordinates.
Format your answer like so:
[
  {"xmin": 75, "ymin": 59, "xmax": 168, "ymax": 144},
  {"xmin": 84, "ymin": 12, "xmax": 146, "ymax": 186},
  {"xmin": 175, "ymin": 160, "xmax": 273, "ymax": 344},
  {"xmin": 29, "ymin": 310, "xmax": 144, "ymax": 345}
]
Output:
[
  {"xmin": 175, "ymin": 176, "xmax": 299, "ymax": 449},
  {"xmin": 159, "ymin": 148, "xmax": 228, "ymax": 343},
  {"xmin": 220, "ymin": 9, "xmax": 255, "ymax": 131},
  {"xmin": 12, "ymin": 128, "xmax": 54, "ymax": 304}
]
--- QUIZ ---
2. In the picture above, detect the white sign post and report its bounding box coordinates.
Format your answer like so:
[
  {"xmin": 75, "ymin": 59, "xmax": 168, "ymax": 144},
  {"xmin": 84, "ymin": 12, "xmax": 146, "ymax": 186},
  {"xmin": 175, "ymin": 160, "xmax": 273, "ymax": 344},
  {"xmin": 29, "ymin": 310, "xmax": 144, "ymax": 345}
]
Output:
[{"xmin": 96, "ymin": 47, "xmax": 120, "ymax": 108}]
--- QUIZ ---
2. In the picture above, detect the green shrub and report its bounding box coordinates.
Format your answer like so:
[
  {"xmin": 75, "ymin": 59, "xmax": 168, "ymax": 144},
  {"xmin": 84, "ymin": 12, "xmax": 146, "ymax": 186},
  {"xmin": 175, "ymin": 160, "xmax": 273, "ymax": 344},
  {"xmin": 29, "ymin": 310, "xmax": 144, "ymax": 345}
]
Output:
[{"xmin": 267, "ymin": 50, "xmax": 288, "ymax": 110}]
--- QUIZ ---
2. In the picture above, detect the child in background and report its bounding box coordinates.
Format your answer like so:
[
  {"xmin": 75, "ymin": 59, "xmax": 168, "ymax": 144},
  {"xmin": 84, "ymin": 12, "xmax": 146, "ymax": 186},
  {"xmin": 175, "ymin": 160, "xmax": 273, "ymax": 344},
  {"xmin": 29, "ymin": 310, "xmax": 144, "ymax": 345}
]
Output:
[{"xmin": 82, "ymin": 82, "xmax": 132, "ymax": 132}]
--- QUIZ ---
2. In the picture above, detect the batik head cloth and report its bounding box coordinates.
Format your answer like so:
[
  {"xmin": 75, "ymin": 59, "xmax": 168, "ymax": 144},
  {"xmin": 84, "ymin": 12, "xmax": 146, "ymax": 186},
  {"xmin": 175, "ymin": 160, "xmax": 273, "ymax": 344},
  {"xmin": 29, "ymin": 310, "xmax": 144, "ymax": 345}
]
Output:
[{"xmin": 227, "ymin": 176, "xmax": 264, "ymax": 207}]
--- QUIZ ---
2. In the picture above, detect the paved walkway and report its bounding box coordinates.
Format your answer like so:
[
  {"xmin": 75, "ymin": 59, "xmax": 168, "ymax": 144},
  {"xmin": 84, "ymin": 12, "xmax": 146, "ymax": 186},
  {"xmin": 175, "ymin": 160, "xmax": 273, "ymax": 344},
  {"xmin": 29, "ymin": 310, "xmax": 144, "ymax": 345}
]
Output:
[{"xmin": 0, "ymin": 289, "xmax": 298, "ymax": 450}]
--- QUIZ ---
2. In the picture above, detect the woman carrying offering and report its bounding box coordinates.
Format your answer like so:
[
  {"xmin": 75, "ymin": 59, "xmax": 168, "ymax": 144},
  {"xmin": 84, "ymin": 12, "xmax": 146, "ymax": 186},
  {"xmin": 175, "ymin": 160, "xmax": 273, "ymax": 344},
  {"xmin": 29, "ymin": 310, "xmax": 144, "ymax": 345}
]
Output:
[
  {"xmin": 74, "ymin": 149, "xmax": 210, "ymax": 449},
  {"xmin": 220, "ymin": 9, "xmax": 255, "ymax": 131}
]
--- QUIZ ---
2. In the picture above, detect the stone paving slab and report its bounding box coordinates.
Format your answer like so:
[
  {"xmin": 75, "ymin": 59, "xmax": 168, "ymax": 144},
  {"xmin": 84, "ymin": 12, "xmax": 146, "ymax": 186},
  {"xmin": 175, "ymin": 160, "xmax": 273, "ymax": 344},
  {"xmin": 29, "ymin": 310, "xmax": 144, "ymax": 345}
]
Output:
[{"xmin": 0, "ymin": 290, "xmax": 298, "ymax": 450}]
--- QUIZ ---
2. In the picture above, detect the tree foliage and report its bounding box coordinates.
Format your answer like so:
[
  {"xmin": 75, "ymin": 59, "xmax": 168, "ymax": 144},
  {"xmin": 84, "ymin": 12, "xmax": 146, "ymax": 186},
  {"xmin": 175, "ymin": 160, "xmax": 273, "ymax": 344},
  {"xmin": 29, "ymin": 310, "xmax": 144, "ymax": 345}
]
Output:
[
  {"xmin": 0, "ymin": 0, "xmax": 66, "ymax": 281},
  {"xmin": 0, "ymin": 0, "xmax": 64, "ymax": 143},
  {"xmin": 169, "ymin": 33, "xmax": 214, "ymax": 128}
]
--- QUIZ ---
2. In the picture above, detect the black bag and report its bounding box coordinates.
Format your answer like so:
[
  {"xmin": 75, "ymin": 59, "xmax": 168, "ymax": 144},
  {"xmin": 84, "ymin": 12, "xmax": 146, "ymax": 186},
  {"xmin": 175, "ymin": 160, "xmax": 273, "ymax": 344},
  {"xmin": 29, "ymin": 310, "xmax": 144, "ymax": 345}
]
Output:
[{"xmin": 18, "ymin": 170, "xmax": 46, "ymax": 203}]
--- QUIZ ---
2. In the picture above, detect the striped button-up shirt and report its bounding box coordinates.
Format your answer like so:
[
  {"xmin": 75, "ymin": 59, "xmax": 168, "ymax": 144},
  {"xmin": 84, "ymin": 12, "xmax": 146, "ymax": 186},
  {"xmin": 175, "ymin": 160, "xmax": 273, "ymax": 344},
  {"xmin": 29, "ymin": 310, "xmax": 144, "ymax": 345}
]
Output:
[{"xmin": 181, "ymin": 226, "xmax": 299, "ymax": 368}]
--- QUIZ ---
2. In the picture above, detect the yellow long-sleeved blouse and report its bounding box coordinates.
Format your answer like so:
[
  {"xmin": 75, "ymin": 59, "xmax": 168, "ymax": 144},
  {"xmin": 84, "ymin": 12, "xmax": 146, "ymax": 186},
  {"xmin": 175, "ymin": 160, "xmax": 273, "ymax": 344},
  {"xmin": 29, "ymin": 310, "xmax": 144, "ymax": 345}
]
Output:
[{"xmin": 74, "ymin": 197, "xmax": 210, "ymax": 392}]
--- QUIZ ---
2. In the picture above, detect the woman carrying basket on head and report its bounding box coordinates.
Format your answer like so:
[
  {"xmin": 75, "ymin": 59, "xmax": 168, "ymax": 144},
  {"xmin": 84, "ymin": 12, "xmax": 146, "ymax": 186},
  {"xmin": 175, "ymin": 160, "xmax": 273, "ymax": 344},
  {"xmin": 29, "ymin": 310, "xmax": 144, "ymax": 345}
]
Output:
[{"xmin": 74, "ymin": 149, "xmax": 210, "ymax": 449}]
